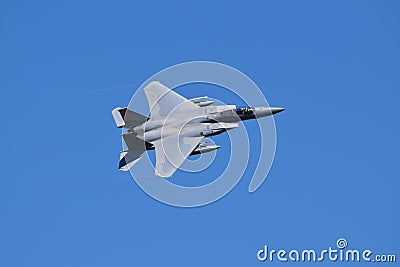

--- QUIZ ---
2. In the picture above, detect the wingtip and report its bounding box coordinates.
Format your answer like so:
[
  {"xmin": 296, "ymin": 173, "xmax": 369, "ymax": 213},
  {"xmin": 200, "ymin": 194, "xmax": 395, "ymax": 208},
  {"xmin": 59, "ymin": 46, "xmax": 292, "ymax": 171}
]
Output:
[{"xmin": 154, "ymin": 170, "xmax": 173, "ymax": 178}]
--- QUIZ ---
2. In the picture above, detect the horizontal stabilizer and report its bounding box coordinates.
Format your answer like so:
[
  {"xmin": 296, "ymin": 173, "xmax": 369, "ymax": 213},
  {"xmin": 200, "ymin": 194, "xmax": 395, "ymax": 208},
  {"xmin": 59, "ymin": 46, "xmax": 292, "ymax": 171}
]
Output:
[
  {"xmin": 112, "ymin": 107, "xmax": 148, "ymax": 128},
  {"xmin": 118, "ymin": 134, "xmax": 148, "ymax": 171},
  {"xmin": 119, "ymin": 151, "xmax": 142, "ymax": 171}
]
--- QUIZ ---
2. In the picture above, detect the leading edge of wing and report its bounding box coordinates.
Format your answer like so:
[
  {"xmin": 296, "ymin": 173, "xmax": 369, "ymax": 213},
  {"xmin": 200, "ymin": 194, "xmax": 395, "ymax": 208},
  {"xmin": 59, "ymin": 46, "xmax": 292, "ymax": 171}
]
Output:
[
  {"xmin": 144, "ymin": 81, "xmax": 200, "ymax": 119},
  {"xmin": 154, "ymin": 135, "xmax": 204, "ymax": 177}
]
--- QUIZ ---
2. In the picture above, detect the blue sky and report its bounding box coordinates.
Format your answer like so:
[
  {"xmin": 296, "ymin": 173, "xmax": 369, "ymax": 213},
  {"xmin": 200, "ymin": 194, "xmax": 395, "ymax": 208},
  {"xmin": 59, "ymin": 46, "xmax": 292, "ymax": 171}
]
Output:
[{"xmin": 1, "ymin": 1, "xmax": 399, "ymax": 266}]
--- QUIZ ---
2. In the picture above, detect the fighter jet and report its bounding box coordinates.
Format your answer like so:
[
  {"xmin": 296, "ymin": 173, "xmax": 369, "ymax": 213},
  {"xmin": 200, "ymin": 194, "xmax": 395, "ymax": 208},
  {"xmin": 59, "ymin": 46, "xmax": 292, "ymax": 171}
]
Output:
[{"xmin": 112, "ymin": 81, "xmax": 284, "ymax": 177}]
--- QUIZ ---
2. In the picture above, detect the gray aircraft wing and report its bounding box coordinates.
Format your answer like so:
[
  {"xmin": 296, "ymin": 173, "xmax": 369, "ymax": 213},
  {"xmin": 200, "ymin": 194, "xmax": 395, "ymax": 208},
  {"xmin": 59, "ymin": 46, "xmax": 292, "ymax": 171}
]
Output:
[
  {"xmin": 153, "ymin": 135, "xmax": 204, "ymax": 177},
  {"xmin": 144, "ymin": 81, "xmax": 200, "ymax": 119},
  {"xmin": 143, "ymin": 81, "xmax": 204, "ymax": 177}
]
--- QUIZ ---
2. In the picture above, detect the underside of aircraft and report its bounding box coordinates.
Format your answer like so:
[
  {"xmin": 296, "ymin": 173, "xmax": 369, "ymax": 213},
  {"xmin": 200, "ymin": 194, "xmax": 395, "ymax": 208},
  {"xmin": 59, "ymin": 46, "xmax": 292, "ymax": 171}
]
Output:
[{"xmin": 112, "ymin": 81, "xmax": 284, "ymax": 177}]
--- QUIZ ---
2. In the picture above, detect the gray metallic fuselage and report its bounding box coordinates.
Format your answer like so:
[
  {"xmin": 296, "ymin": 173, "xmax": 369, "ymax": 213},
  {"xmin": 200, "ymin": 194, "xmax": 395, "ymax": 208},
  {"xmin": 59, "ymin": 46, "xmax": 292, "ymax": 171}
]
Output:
[{"xmin": 132, "ymin": 106, "xmax": 284, "ymax": 152}]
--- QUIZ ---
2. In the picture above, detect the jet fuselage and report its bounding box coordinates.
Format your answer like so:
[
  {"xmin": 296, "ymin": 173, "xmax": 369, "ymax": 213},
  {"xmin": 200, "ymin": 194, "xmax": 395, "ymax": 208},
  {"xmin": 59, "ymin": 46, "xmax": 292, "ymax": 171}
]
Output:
[{"xmin": 132, "ymin": 106, "xmax": 284, "ymax": 146}]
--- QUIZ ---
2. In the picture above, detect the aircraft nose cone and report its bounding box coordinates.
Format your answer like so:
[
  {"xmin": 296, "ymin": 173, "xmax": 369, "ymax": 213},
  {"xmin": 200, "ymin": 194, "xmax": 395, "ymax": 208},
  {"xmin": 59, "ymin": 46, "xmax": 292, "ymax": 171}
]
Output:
[
  {"xmin": 270, "ymin": 107, "xmax": 285, "ymax": 115},
  {"xmin": 253, "ymin": 107, "xmax": 285, "ymax": 118}
]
